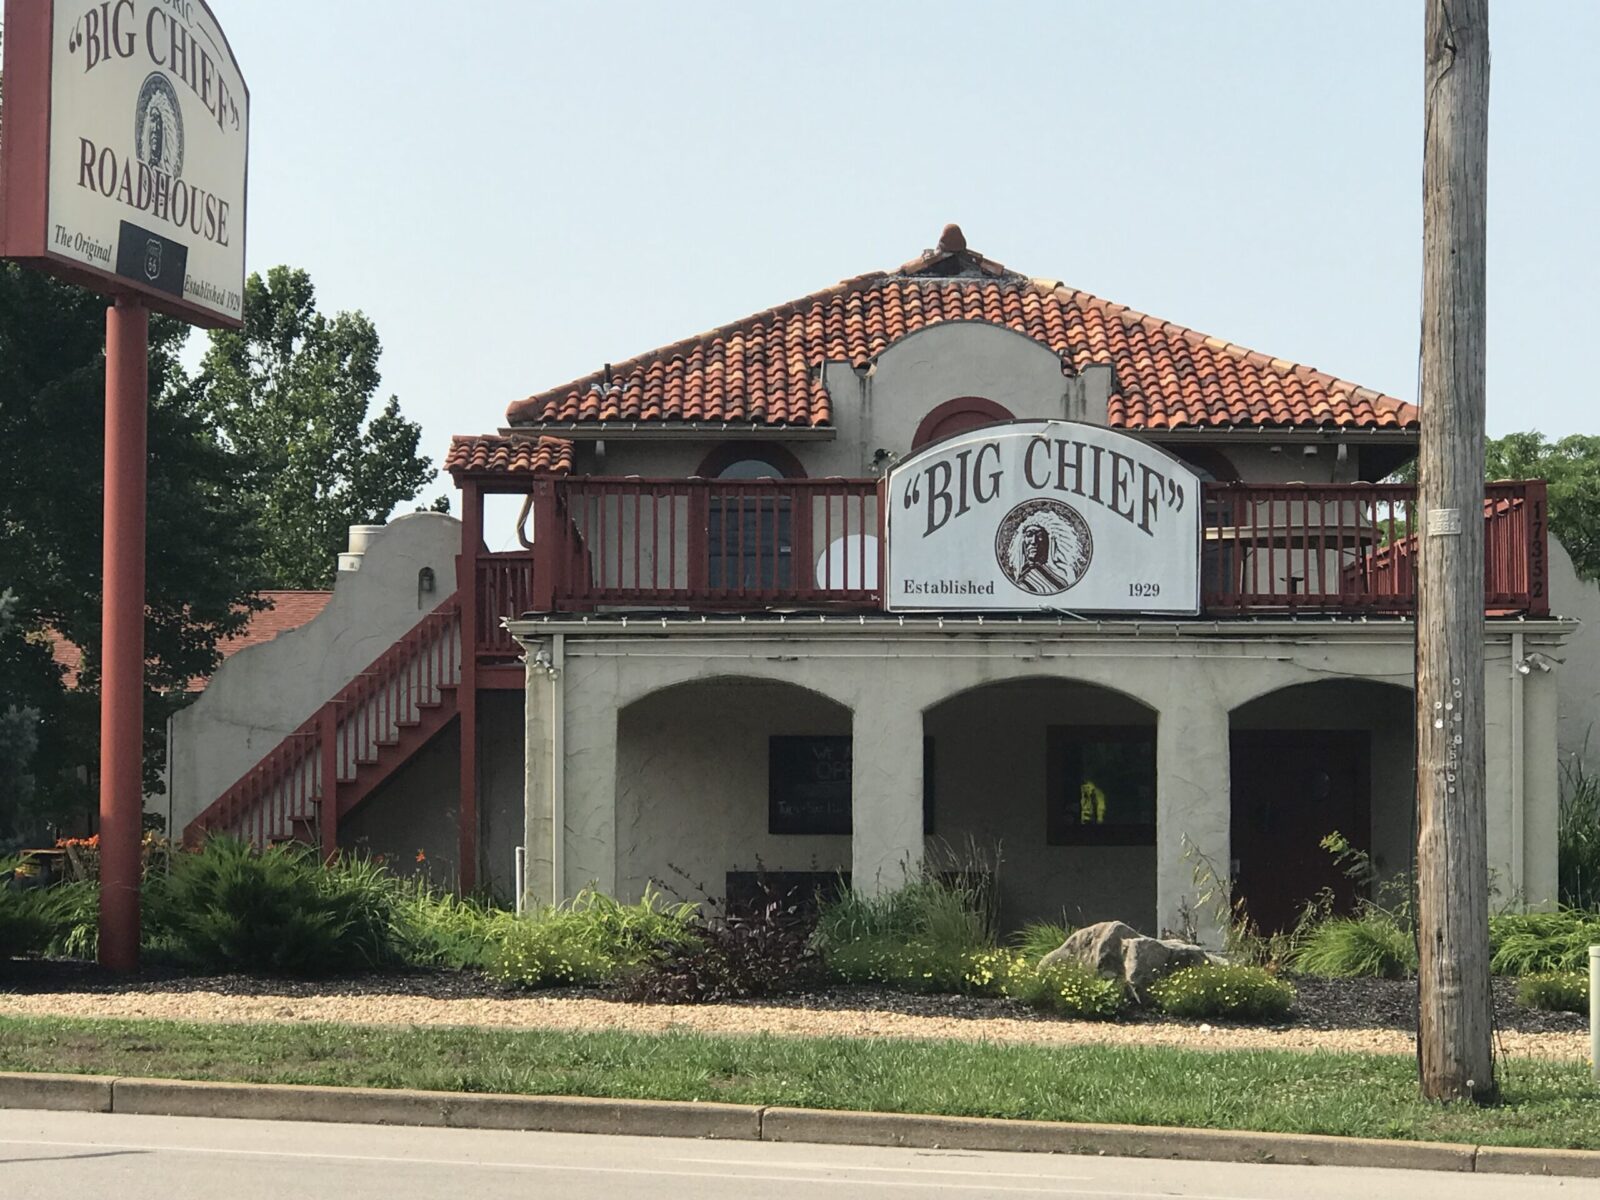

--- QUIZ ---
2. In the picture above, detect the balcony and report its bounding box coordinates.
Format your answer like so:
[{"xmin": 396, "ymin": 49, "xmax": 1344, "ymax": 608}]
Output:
[{"xmin": 471, "ymin": 478, "xmax": 1549, "ymax": 644}]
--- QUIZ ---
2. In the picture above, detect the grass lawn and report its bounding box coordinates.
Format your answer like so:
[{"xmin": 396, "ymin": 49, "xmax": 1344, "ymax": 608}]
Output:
[{"xmin": 0, "ymin": 1015, "xmax": 1595, "ymax": 1150}]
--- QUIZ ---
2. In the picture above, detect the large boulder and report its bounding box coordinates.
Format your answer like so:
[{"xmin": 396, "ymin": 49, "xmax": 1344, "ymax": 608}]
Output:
[
  {"xmin": 1121, "ymin": 936, "xmax": 1211, "ymax": 1002},
  {"xmin": 1039, "ymin": 920, "xmax": 1214, "ymax": 1002},
  {"xmin": 1040, "ymin": 920, "xmax": 1139, "ymax": 979}
]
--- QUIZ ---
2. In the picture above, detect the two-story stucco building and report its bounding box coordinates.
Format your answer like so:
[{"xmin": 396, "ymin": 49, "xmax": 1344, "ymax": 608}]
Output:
[{"xmin": 179, "ymin": 228, "xmax": 1581, "ymax": 941}]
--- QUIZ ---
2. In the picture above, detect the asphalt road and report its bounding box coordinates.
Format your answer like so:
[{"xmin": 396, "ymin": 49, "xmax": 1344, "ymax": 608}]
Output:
[{"xmin": 0, "ymin": 1109, "xmax": 1591, "ymax": 1199}]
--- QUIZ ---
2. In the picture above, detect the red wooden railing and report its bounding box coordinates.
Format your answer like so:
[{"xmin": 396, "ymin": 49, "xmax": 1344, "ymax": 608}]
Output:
[
  {"xmin": 184, "ymin": 597, "xmax": 463, "ymax": 851},
  {"xmin": 476, "ymin": 551, "xmax": 533, "ymax": 658},
  {"xmin": 471, "ymin": 478, "xmax": 1550, "ymax": 622},
  {"xmin": 1202, "ymin": 480, "xmax": 1548, "ymax": 616},
  {"xmin": 545, "ymin": 477, "xmax": 882, "ymax": 609}
]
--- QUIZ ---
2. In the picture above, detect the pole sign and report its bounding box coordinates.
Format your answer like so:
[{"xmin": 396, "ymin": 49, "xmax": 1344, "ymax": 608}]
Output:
[
  {"xmin": 886, "ymin": 420, "xmax": 1202, "ymax": 614},
  {"xmin": 0, "ymin": 0, "xmax": 248, "ymax": 328}
]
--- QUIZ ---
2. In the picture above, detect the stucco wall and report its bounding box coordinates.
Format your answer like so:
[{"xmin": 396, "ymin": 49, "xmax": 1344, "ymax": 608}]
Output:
[
  {"xmin": 615, "ymin": 681, "xmax": 852, "ymax": 904},
  {"xmin": 520, "ymin": 619, "xmax": 1572, "ymax": 942},
  {"xmin": 167, "ymin": 513, "xmax": 461, "ymax": 834},
  {"xmin": 341, "ymin": 723, "xmax": 460, "ymax": 885},
  {"xmin": 330, "ymin": 689, "xmax": 524, "ymax": 902},
  {"xmin": 480, "ymin": 690, "xmax": 527, "ymax": 901},
  {"xmin": 1550, "ymin": 538, "xmax": 1600, "ymax": 785},
  {"xmin": 925, "ymin": 680, "xmax": 1157, "ymax": 931},
  {"xmin": 1230, "ymin": 680, "xmax": 1414, "ymax": 882}
]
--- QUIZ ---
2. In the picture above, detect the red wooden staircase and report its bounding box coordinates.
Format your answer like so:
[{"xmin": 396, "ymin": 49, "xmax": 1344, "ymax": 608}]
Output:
[{"xmin": 184, "ymin": 596, "xmax": 464, "ymax": 854}]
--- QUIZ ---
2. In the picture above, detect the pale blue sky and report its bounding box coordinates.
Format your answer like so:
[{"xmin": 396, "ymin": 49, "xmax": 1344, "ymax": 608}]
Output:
[{"xmin": 214, "ymin": 1, "xmax": 1596, "ymax": 539}]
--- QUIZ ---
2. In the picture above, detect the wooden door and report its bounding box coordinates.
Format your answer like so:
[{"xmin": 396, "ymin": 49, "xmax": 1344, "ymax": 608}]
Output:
[{"xmin": 1229, "ymin": 730, "xmax": 1372, "ymax": 934}]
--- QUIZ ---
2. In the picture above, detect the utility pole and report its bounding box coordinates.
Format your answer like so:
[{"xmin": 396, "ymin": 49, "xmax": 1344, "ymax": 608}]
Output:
[{"xmin": 1416, "ymin": 0, "xmax": 1494, "ymax": 1102}]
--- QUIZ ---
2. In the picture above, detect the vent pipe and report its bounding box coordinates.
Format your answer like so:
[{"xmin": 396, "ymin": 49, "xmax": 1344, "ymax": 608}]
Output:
[{"xmin": 338, "ymin": 523, "xmax": 385, "ymax": 572}]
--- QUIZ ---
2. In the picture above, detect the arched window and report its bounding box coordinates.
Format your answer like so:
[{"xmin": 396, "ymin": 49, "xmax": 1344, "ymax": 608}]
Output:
[
  {"xmin": 695, "ymin": 444, "xmax": 806, "ymax": 593},
  {"xmin": 695, "ymin": 442, "xmax": 807, "ymax": 481},
  {"xmin": 912, "ymin": 396, "xmax": 1015, "ymax": 450}
]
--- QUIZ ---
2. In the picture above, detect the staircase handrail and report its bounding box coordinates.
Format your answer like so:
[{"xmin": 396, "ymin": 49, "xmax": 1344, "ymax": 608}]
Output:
[{"xmin": 184, "ymin": 593, "xmax": 464, "ymax": 846}]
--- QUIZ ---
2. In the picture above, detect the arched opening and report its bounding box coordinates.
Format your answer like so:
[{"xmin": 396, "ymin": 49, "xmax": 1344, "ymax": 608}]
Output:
[
  {"xmin": 1228, "ymin": 679, "xmax": 1414, "ymax": 933},
  {"xmin": 923, "ymin": 677, "xmax": 1158, "ymax": 931},
  {"xmin": 616, "ymin": 676, "xmax": 852, "ymax": 908},
  {"xmin": 912, "ymin": 396, "xmax": 1015, "ymax": 450},
  {"xmin": 693, "ymin": 443, "xmax": 807, "ymax": 593},
  {"xmin": 1167, "ymin": 445, "xmax": 1240, "ymax": 483},
  {"xmin": 694, "ymin": 442, "xmax": 807, "ymax": 480}
]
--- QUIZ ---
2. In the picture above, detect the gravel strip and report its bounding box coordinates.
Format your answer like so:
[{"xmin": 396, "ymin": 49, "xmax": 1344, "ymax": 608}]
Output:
[{"xmin": 0, "ymin": 968, "xmax": 1587, "ymax": 1062}]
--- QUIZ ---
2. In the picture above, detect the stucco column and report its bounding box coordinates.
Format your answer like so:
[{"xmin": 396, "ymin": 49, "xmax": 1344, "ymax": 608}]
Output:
[
  {"xmin": 562, "ymin": 662, "xmax": 618, "ymax": 898},
  {"xmin": 1522, "ymin": 665, "xmax": 1560, "ymax": 910},
  {"xmin": 851, "ymin": 699, "xmax": 923, "ymax": 894},
  {"xmin": 522, "ymin": 644, "xmax": 555, "ymax": 907},
  {"xmin": 1484, "ymin": 650, "xmax": 1515, "ymax": 904},
  {"xmin": 1155, "ymin": 686, "xmax": 1231, "ymax": 945}
]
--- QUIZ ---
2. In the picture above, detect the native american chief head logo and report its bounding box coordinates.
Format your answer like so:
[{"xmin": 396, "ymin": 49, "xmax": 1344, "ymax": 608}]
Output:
[
  {"xmin": 994, "ymin": 499, "xmax": 1093, "ymax": 596},
  {"xmin": 135, "ymin": 73, "xmax": 185, "ymax": 181}
]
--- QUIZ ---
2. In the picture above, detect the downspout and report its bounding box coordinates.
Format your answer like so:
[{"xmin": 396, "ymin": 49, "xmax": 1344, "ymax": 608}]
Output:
[
  {"xmin": 1510, "ymin": 630, "xmax": 1525, "ymax": 899},
  {"xmin": 165, "ymin": 712, "xmax": 175, "ymax": 850},
  {"xmin": 550, "ymin": 632, "xmax": 566, "ymax": 904}
]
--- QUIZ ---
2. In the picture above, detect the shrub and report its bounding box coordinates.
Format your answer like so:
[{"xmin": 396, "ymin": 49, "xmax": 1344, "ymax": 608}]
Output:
[
  {"xmin": 1149, "ymin": 964, "xmax": 1296, "ymax": 1021},
  {"xmin": 1291, "ymin": 913, "xmax": 1417, "ymax": 979},
  {"xmin": 391, "ymin": 879, "xmax": 511, "ymax": 970},
  {"xmin": 1489, "ymin": 909, "xmax": 1600, "ymax": 976},
  {"xmin": 0, "ymin": 863, "xmax": 99, "ymax": 960},
  {"xmin": 1, "ymin": 859, "xmax": 58, "ymax": 958},
  {"xmin": 37, "ymin": 880, "xmax": 98, "ymax": 958},
  {"xmin": 1517, "ymin": 971, "xmax": 1589, "ymax": 1014},
  {"xmin": 1004, "ymin": 957, "xmax": 1125, "ymax": 1019},
  {"xmin": 814, "ymin": 874, "xmax": 994, "ymax": 992},
  {"xmin": 1558, "ymin": 758, "xmax": 1600, "ymax": 910},
  {"xmin": 1013, "ymin": 921, "xmax": 1072, "ymax": 962},
  {"xmin": 145, "ymin": 838, "xmax": 402, "ymax": 975},
  {"xmin": 815, "ymin": 876, "xmax": 991, "ymax": 954},
  {"xmin": 490, "ymin": 886, "xmax": 698, "ymax": 989},
  {"xmin": 824, "ymin": 937, "xmax": 983, "ymax": 993},
  {"xmin": 624, "ymin": 887, "xmax": 821, "ymax": 1003}
]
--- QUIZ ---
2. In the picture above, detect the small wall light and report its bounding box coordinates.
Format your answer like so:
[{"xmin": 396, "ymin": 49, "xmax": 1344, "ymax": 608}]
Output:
[{"xmin": 417, "ymin": 566, "xmax": 436, "ymax": 608}]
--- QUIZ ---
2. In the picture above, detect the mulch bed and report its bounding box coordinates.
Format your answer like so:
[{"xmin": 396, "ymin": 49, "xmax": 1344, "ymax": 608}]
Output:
[{"xmin": 0, "ymin": 958, "xmax": 1584, "ymax": 1035}]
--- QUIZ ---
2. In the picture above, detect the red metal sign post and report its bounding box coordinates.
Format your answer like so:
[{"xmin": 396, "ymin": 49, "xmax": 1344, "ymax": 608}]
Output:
[{"xmin": 98, "ymin": 298, "xmax": 150, "ymax": 971}]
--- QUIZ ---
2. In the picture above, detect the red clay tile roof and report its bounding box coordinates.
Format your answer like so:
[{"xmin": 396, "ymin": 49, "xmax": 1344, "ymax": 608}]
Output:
[
  {"xmin": 445, "ymin": 435, "xmax": 575, "ymax": 477},
  {"xmin": 217, "ymin": 591, "xmax": 334, "ymax": 669},
  {"xmin": 46, "ymin": 590, "xmax": 332, "ymax": 693},
  {"xmin": 505, "ymin": 230, "xmax": 1417, "ymax": 433}
]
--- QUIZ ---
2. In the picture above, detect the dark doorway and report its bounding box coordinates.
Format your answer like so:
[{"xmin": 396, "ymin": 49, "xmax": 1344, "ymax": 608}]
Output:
[{"xmin": 1230, "ymin": 731, "xmax": 1371, "ymax": 933}]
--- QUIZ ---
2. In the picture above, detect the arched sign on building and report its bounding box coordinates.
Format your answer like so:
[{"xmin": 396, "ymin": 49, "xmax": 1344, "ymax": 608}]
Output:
[{"xmin": 886, "ymin": 420, "xmax": 1202, "ymax": 614}]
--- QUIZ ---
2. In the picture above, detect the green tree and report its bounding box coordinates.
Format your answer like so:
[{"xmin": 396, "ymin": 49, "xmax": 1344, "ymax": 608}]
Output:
[
  {"xmin": 1484, "ymin": 432, "xmax": 1600, "ymax": 582},
  {"xmin": 0, "ymin": 264, "xmax": 265, "ymax": 838},
  {"xmin": 0, "ymin": 589, "xmax": 42, "ymax": 846},
  {"xmin": 1393, "ymin": 431, "xmax": 1599, "ymax": 581},
  {"xmin": 196, "ymin": 268, "xmax": 440, "ymax": 588}
]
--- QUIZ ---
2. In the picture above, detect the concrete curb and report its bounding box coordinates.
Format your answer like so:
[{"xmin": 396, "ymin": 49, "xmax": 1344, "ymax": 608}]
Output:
[
  {"xmin": 107, "ymin": 1077, "xmax": 759, "ymax": 1141},
  {"xmin": 761, "ymin": 1107, "xmax": 1479, "ymax": 1173},
  {"xmin": 0, "ymin": 1072, "xmax": 112, "ymax": 1114},
  {"xmin": 1, "ymin": 1071, "xmax": 1596, "ymax": 1178}
]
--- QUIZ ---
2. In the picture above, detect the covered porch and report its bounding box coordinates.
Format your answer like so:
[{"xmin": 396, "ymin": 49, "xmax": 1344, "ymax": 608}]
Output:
[{"xmin": 512, "ymin": 616, "xmax": 1568, "ymax": 941}]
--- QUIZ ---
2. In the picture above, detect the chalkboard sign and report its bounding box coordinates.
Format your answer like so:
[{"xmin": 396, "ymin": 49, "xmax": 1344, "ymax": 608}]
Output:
[{"xmin": 769, "ymin": 735, "xmax": 852, "ymax": 834}]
